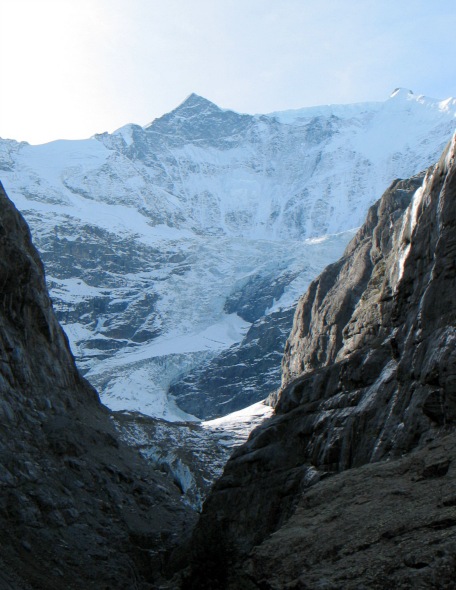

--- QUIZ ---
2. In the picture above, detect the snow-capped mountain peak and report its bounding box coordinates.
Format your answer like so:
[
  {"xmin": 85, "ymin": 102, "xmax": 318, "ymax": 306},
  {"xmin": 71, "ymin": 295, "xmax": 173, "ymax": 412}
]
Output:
[
  {"xmin": 145, "ymin": 92, "xmax": 222, "ymax": 128},
  {"xmin": 142, "ymin": 92, "xmax": 252, "ymax": 146},
  {"xmin": 1, "ymin": 90, "xmax": 455, "ymax": 421},
  {"xmin": 175, "ymin": 92, "xmax": 220, "ymax": 112}
]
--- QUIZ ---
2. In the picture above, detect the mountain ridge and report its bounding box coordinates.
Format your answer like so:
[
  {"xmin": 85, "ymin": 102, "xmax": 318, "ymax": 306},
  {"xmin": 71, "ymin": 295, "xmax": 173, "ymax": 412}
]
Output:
[{"xmin": 0, "ymin": 90, "xmax": 455, "ymax": 421}]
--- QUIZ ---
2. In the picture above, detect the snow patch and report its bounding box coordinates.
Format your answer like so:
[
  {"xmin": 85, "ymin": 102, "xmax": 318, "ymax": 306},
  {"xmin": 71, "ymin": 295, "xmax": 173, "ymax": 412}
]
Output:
[
  {"xmin": 396, "ymin": 171, "xmax": 430, "ymax": 284},
  {"xmin": 203, "ymin": 401, "xmax": 274, "ymax": 437}
]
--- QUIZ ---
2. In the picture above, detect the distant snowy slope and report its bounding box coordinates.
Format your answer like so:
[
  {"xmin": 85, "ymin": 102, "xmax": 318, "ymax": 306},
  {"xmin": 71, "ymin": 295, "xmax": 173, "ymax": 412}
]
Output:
[{"xmin": 0, "ymin": 88, "xmax": 454, "ymax": 420}]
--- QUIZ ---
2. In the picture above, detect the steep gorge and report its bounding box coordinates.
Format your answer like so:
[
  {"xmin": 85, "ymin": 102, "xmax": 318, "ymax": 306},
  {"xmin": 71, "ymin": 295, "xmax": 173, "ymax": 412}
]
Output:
[{"xmin": 1, "ymin": 119, "xmax": 456, "ymax": 589}]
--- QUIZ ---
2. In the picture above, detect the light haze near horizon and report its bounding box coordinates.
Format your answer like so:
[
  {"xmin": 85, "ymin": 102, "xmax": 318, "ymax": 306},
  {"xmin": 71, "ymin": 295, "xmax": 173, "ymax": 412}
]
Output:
[{"xmin": 1, "ymin": 0, "xmax": 455, "ymax": 145}]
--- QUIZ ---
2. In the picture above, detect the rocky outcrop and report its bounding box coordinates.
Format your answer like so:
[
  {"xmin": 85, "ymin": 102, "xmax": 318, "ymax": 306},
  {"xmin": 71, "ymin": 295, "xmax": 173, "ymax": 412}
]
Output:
[
  {"xmin": 240, "ymin": 430, "xmax": 456, "ymax": 590},
  {"xmin": 0, "ymin": 182, "xmax": 196, "ymax": 589},
  {"xmin": 181, "ymin": 135, "xmax": 456, "ymax": 588},
  {"xmin": 112, "ymin": 399, "xmax": 273, "ymax": 515}
]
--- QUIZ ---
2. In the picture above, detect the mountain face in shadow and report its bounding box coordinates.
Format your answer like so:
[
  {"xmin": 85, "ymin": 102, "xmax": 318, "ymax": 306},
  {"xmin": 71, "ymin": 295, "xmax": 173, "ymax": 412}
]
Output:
[
  {"xmin": 0, "ymin": 181, "xmax": 195, "ymax": 589},
  {"xmin": 181, "ymin": 137, "xmax": 456, "ymax": 589}
]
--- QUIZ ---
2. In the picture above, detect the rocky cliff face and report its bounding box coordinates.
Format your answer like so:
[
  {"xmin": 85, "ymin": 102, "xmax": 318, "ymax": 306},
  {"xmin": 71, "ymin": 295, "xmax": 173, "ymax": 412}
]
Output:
[
  {"xmin": 0, "ymin": 182, "xmax": 195, "ymax": 589},
  {"xmin": 181, "ymin": 136, "xmax": 456, "ymax": 589}
]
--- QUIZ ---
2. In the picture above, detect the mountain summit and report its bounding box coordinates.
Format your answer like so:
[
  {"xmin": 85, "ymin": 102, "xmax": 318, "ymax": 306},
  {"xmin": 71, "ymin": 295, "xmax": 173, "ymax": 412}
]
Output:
[
  {"xmin": 173, "ymin": 92, "xmax": 221, "ymax": 112},
  {"xmin": 389, "ymin": 87, "xmax": 414, "ymax": 98},
  {"xmin": 143, "ymin": 92, "xmax": 252, "ymax": 146},
  {"xmin": 144, "ymin": 93, "xmax": 221, "ymax": 128}
]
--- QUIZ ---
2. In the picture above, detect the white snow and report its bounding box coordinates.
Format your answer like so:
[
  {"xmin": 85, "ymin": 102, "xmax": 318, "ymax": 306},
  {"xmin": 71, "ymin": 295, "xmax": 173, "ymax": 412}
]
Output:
[
  {"xmin": 203, "ymin": 400, "xmax": 274, "ymax": 438},
  {"xmin": 63, "ymin": 323, "xmax": 99, "ymax": 356},
  {"xmin": 99, "ymin": 365, "xmax": 198, "ymax": 421},
  {"xmin": 112, "ymin": 124, "xmax": 137, "ymax": 146},
  {"xmin": 48, "ymin": 277, "xmax": 108, "ymax": 301},
  {"xmin": 92, "ymin": 313, "xmax": 250, "ymax": 369},
  {"xmin": 396, "ymin": 168, "xmax": 432, "ymax": 285},
  {"xmin": 445, "ymin": 132, "xmax": 456, "ymax": 170},
  {"xmin": 16, "ymin": 139, "xmax": 109, "ymax": 196},
  {"xmin": 266, "ymin": 100, "xmax": 381, "ymax": 125}
]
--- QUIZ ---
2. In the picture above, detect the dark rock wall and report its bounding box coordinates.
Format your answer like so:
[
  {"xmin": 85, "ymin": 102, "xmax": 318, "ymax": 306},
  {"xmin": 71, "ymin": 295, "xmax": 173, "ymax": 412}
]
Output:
[
  {"xmin": 244, "ymin": 430, "xmax": 456, "ymax": 590},
  {"xmin": 181, "ymin": 136, "xmax": 456, "ymax": 588},
  {"xmin": 0, "ymin": 182, "xmax": 195, "ymax": 589}
]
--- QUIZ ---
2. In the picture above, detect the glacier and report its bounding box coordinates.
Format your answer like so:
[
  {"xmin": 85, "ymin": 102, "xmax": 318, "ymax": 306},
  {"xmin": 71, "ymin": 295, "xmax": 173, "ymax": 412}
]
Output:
[{"xmin": 0, "ymin": 88, "xmax": 455, "ymax": 421}]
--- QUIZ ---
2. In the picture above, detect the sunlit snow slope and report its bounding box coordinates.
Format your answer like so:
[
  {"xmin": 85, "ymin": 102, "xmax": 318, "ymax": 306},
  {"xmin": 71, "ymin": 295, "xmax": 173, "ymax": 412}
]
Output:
[{"xmin": 0, "ymin": 88, "xmax": 455, "ymax": 420}]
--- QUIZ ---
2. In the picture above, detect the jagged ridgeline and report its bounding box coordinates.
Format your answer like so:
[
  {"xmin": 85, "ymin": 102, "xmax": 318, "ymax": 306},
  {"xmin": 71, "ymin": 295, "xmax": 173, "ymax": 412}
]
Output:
[
  {"xmin": 0, "ymin": 182, "xmax": 195, "ymax": 588},
  {"xmin": 181, "ymin": 137, "xmax": 456, "ymax": 589}
]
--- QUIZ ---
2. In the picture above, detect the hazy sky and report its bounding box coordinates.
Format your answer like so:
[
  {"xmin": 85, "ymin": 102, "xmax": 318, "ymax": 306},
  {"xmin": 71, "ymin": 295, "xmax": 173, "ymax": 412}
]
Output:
[{"xmin": 1, "ymin": 0, "xmax": 456, "ymax": 144}]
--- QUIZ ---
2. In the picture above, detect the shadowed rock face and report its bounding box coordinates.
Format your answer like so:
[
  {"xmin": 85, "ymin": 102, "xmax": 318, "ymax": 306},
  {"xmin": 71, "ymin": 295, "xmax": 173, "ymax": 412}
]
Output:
[
  {"xmin": 181, "ymin": 136, "xmax": 456, "ymax": 589},
  {"xmin": 0, "ymin": 182, "xmax": 196, "ymax": 589}
]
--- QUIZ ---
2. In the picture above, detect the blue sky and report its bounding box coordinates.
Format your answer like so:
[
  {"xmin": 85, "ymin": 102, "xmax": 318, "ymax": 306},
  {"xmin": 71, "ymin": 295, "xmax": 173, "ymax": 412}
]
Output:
[{"xmin": 1, "ymin": 0, "xmax": 456, "ymax": 144}]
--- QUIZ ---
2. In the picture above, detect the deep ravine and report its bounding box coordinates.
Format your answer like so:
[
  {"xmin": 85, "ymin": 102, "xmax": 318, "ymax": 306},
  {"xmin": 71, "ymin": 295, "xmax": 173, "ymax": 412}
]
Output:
[{"xmin": 1, "ymin": 127, "xmax": 456, "ymax": 588}]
